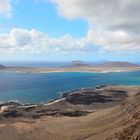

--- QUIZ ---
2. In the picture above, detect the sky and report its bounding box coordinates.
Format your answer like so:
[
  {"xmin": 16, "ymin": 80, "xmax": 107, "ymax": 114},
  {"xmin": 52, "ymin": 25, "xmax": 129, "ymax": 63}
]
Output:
[{"xmin": 0, "ymin": 0, "xmax": 140, "ymax": 62}]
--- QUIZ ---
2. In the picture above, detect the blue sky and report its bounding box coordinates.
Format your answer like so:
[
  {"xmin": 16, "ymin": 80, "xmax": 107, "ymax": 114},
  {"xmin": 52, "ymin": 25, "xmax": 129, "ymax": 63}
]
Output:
[
  {"xmin": 1, "ymin": 0, "xmax": 87, "ymax": 37},
  {"xmin": 0, "ymin": 0, "xmax": 140, "ymax": 62}
]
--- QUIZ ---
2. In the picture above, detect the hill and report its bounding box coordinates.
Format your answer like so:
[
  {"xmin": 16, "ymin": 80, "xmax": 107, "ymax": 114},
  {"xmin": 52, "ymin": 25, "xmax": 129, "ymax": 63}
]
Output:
[
  {"xmin": 0, "ymin": 65, "xmax": 5, "ymax": 69},
  {"xmin": 71, "ymin": 60, "xmax": 90, "ymax": 67},
  {"xmin": 98, "ymin": 61, "xmax": 139, "ymax": 68},
  {"xmin": 107, "ymin": 91, "xmax": 140, "ymax": 140}
]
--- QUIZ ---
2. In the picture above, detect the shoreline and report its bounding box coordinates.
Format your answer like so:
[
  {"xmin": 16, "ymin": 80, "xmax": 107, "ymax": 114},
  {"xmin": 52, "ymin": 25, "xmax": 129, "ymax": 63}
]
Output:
[
  {"xmin": 0, "ymin": 85, "xmax": 139, "ymax": 107},
  {"xmin": 1, "ymin": 66, "xmax": 140, "ymax": 74},
  {"xmin": 0, "ymin": 85, "xmax": 140, "ymax": 106}
]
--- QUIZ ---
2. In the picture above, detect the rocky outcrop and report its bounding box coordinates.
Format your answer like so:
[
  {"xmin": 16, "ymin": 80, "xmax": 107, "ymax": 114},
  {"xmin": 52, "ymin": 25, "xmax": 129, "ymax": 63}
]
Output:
[
  {"xmin": 64, "ymin": 88, "xmax": 128, "ymax": 105},
  {"xmin": 0, "ymin": 101, "xmax": 22, "ymax": 108},
  {"xmin": 0, "ymin": 86, "xmax": 129, "ymax": 120},
  {"xmin": 0, "ymin": 105, "xmax": 91, "ymax": 119}
]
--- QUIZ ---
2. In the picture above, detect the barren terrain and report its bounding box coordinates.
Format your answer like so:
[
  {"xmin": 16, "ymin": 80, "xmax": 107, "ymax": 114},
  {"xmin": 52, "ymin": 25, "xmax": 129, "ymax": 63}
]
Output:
[{"xmin": 0, "ymin": 86, "xmax": 139, "ymax": 140}]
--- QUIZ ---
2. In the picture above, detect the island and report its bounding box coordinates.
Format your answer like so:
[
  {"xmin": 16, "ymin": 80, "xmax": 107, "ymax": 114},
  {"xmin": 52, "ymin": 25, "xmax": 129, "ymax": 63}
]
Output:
[
  {"xmin": 0, "ymin": 65, "xmax": 5, "ymax": 69},
  {"xmin": 0, "ymin": 61, "xmax": 140, "ymax": 73}
]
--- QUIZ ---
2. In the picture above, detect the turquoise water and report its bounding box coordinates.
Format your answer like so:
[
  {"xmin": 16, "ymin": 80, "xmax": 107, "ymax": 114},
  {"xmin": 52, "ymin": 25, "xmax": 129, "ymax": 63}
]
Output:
[{"xmin": 0, "ymin": 71, "xmax": 140, "ymax": 103}]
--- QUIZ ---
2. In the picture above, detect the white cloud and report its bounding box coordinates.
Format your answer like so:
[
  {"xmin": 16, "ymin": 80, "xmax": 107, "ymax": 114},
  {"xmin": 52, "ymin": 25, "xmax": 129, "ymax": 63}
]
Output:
[
  {"xmin": 87, "ymin": 29, "xmax": 140, "ymax": 53},
  {"xmin": 1, "ymin": 27, "xmax": 140, "ymax": 56},
  {"xmin": 0, "ymin": 0, "xmax": 12, "ymax": 17},
  {"xmin": 0, "ymin": 0, "xmax": 140, "ymax": 57},
  {"xmin": 50, "ymin": 0, "xmax": 140, "ymax": 54},
  {"xmin": 0, "ymin": 28, "xmax": 89, "ymax": 55},
  {"xmin": 51, "ymin": 0, "xmax": 140, "ymax": 32}
]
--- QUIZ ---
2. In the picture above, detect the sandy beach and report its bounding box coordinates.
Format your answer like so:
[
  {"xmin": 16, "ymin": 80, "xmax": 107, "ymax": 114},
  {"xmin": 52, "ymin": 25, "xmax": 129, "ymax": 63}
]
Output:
[{"xmin": 1, "ymin": 66, "xmax": 140, "ymax": 74}]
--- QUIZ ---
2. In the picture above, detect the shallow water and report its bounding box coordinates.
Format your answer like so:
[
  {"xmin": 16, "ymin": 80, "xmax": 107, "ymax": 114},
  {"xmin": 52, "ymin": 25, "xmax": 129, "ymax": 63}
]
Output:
[{"xmin": 0, "ymin": 71, "xmax": 140, "ymax": 103}]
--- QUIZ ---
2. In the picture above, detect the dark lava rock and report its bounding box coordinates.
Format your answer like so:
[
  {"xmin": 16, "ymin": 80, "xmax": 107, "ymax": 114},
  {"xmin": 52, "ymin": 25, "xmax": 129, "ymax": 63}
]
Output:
[
  {"xmin": 59, "ymin": 110, "xmax": 90, "ymax": 117},
  {"xmin": 3, "ymin": 110, "xmax": 23, "ymax": 118},
  {"xmin": 63, "ymin": 87, "xmax": 128, "ymax": 105},
  {"xmin": 107, "ymin": 90, "xmax": 127, "ymax": 94},
  {"xmin": 31, "ymin": 110, "xmax": 90, "ymax": 118},
  {"xmin": 66, "ymin": 93, "xmax": 114, "ymax": 105}
]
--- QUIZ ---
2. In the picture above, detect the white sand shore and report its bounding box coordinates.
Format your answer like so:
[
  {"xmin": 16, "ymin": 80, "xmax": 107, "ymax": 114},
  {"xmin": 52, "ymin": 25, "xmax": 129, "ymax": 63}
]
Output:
[{"xmin": 1, "ymin": 66, "xmax": 140, "ymax": 74}]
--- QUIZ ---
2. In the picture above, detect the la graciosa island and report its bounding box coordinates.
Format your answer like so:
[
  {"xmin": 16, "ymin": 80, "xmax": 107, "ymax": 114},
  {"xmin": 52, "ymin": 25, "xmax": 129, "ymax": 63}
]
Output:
[{"xmin": 0, "ymin": 0, "xmax": 140, "ymax": 139}]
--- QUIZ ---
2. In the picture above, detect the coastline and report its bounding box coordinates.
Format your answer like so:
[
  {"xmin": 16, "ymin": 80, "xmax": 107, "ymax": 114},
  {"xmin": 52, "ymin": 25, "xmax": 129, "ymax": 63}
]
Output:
[
  {"xmin": 1, "ymin": 66, "xmax": 140, "ymax": 74},
  {"xmin": 0, "ymin": 85, "xmax": 139, "ymax": 110},
  {"xmin": 0, "ymin": 85, "xmax": 139, "ymax": 107}
]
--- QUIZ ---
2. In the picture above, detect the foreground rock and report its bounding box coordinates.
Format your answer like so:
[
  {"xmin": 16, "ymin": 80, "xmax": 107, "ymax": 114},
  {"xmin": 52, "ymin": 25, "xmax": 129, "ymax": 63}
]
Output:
[
  {"xmin": 64, "ymin": 87, "xmax": 127, "ymax": 105},
  {"xmin": 0, "ymin": 86, "xmax": 128, "ymax": 121},
  {"xmin": 0, "ymin": 86, "xmax": 139, "ymax": 140}
]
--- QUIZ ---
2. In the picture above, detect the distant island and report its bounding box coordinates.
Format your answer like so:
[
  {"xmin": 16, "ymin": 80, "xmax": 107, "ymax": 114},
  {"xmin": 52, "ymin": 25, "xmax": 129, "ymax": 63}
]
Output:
[
  {"xmin": 98, "ymin": 61, "xmax": 139, "ymax": 67},
  {"xmin": 0, "ymin": 65, "xmax": 5, "ymax": 69},
  {"xmin": 0, "ymin": 61, "xmax": 140, "ymax": 73},
  {"xmin": 71, "ymin": 60, "xmax": 90, "ymax": 67}
]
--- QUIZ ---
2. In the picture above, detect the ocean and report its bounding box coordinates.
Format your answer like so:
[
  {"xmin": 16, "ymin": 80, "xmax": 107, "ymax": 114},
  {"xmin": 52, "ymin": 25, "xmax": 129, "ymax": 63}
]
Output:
[{"xmin": 0, "ymin": 71, "xmax": 140, "ymax": 103}]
